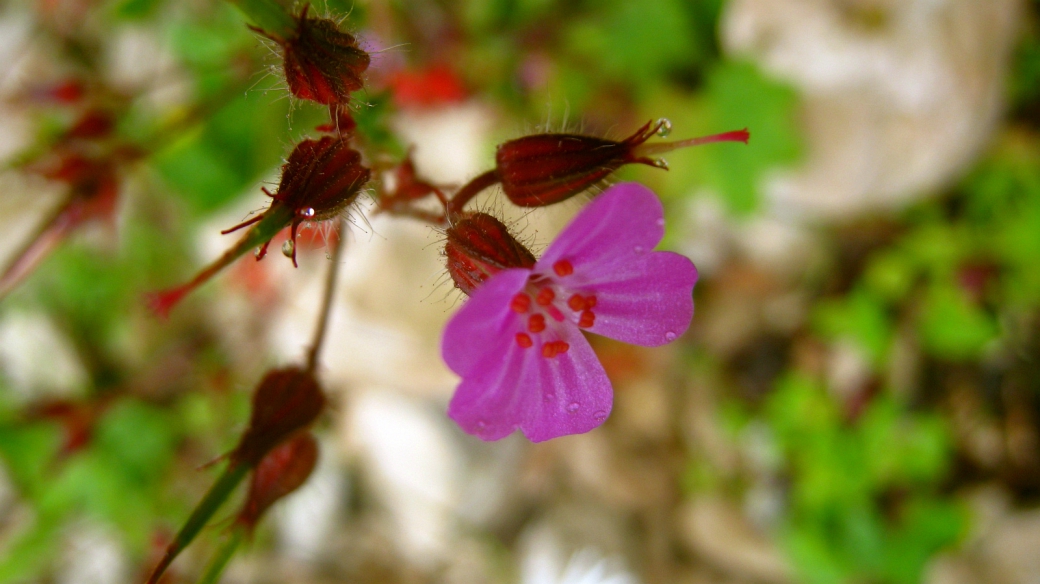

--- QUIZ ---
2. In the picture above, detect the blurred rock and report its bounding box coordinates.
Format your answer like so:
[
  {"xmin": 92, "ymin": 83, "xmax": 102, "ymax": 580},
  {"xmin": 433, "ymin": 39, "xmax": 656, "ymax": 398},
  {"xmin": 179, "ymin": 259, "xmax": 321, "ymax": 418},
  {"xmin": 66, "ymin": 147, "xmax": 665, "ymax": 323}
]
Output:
[
  {"xmin": 723, "ymin": 0, "xmax": 1022, "ymax": 218},
  {"xmin": 678, "ymin": 497, "xmax": 791, "ymax": 584},
  {"xmin": 0, "ymin": 310, "xmax": 88, "ymax": 401}
]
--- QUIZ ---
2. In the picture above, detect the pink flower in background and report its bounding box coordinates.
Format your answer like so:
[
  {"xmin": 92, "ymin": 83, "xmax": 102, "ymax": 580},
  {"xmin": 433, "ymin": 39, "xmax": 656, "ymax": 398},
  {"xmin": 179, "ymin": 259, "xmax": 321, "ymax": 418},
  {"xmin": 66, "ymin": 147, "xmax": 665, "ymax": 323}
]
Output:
[{"xmin": 441, "ymin": 183, "xmax": 698, "ymax": 442}]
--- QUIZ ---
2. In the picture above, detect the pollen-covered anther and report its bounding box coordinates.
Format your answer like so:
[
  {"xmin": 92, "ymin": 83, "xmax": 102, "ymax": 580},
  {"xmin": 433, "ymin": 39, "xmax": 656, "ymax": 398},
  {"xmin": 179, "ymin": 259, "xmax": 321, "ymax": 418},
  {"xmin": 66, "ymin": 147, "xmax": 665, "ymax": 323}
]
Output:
[
  {"xmin": 552, "ymin": 260, "xmax": 573, "ymax": 277},
  {"xmin": 541, "ymin": 340, "xmax": 570, "ymax": 358},
  {"xmin": 578, "ymin": 310, "xmax": 595, "ymax": 328},
  {"xmin": 536, "ymin": 288, "xmax": 555, "ymax": 306},
  {"xmin": 516, "ymin": 333, "xmax": 533, "ymax": 348},
  {"xmin": 567, "ymin": 294, "xmax": 586, "ymax": 311},
  {"xmin": 528, "ymin": 314, "xmax": 546, "ymax": 333},
  {"xmin": 510, "ymin": 293, "xmax": 531, "ymax": 313}
]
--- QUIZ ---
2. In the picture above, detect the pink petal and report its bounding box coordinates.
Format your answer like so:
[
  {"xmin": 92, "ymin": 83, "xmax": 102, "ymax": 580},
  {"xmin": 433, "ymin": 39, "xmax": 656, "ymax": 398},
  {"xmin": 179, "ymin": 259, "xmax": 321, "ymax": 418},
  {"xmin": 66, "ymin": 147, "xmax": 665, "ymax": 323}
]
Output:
[
  {"xmin": 447, "ymin": 325, "xmax": 612, "ymax": 442},
  {"xmin": 586, "ymin": 251, "xmax": 697, "ymax": 346},
  {"xmin": 442, "ymin": 269, "xmax": 530, "ymax": 377},
  {"xmin": 538, "ymin": 182, "xmax": 665, "ymax": 277}
]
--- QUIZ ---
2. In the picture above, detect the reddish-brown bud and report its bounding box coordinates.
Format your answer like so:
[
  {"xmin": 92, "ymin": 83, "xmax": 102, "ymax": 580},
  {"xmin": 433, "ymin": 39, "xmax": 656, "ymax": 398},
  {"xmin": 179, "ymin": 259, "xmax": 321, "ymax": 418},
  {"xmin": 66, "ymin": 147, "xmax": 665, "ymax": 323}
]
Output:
[
  {"xmin": 231, "ymin": 368, "xmax": 326, "ymax": 467},
  {"xmin": 237, "ymin": 432, "xmax": 319, "ymax": 529},
  {"xmin": 279, "ymin": 7, "xmax": 370, "ymax": 105},
  {"xmin": 495, "ymin": 120, "xmax": 749, "ymax": 207},
  {"xmin": 445, "ymin": 213, "xmax": 535, "ymax": 295}
]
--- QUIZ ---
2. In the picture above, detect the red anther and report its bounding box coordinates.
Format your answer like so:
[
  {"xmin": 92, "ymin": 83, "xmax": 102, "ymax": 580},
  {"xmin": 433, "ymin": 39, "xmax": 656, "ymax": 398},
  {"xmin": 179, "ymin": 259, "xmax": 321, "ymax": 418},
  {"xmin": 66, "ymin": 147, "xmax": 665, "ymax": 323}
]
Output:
[
  {"xmin": 584, "ymin": 295, "xmax": 597, "ymax": 309},
  {"xmin": 567, "ymin": 294, "xmax": 586, "ymax": 311},
  {"xmin": 578, "ymin": 310, "xmax": 595, "ymax": 328},
  {"xmin": 541, "ymin": 342, "xmax": 556, "ymax": 358},
  {"xmin": 555, "ymin": 341, "xmax": 570, "ymax": 354},
  {"xmin": 510, "ymin": 293, "xmax": 531, "ymax": 313},
  {"xmin": 516, "ymin": 333, "xmax": 533, "ymax": 348},
  {"xmin": 536, "ymin": 288, "xmax": 555, "ymax": 306},
  {"xmin": 553, "ymin": 260, "xmax": 573, "ymax": 277},
  {"xmin": 528, "ymin": 313, "xmax": 546, "ymax": 333}
]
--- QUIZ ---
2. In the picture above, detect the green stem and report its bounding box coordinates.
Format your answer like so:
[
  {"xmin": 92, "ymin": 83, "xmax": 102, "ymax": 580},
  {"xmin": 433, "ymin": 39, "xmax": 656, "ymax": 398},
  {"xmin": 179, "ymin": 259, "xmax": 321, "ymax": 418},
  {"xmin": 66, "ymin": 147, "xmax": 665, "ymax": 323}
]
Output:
[
  {"xmin": 225, "ymin": 0, "xmax": 297, "ymax": 40},
  {"xmin": 146, "ymin": 463, "xmax": 250, "ymax": 584},
  {"xmin": 198, "ymin": 526, "xmax": 246, "ymax": 584}
]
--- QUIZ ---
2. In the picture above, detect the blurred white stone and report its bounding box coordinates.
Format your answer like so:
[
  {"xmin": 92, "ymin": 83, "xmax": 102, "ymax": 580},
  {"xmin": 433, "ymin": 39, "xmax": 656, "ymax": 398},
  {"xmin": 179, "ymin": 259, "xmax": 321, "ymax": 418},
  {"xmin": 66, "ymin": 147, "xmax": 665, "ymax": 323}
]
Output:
[
  {"xmin": 57, "ymin": 522, "xmax": 128, "ymax": 584},
  {"xmin": 348, "ymin": 388, "xmax": 463, "ymax": 569},
  {"xmin": 392, "ymin": 102, "xmax": 494, "ymax": 185},
  {"xmin": 105, "ymin": 26, "xmax": 191, "ymax": 111},
  {"xmin": 723, "ymin": 0, "xmax": 1022, "ymax": 218},
  {"xmin": 0, "ymin": 310, "xmax": 87, "ymax": 400},
  {"xmin": 519, "ymin": 524, "xmax": 638, "ymax": 584}
]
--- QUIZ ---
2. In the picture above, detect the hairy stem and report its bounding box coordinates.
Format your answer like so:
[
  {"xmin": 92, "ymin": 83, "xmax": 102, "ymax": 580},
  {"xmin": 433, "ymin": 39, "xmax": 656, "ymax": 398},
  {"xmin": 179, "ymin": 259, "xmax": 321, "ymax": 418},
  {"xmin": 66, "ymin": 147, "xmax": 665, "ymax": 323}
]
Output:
[
  {"xmin": 446, "ymin": 169, "xmax": 500, "ymax": 217},
  {"xmin": 306, "ymin": 217, "xmax": 347, "ymax": 372}
]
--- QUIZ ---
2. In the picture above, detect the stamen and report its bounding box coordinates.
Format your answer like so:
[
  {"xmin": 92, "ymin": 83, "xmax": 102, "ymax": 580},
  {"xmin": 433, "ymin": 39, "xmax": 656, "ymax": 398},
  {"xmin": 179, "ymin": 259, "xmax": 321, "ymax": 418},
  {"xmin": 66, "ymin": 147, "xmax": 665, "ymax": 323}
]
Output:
[
  {"xmin": 535, "ymin": 288, "xmax": 555, "ymax": 306},
  {"xmin": 567, "ymin": 294, "xmax": 586, "ymax": 311},
  {"xmin": 528, "ymin": 314, "xmax": 546, "ymax": 333},
  {"xmin": 555, "ymin": 341, "xmax": 569, "ymax": 354},
  {"xmin": 578, "ymin": 310, "xmax": 595, "ymax": 328},
  {"xmin": 516, "ymin": 333, "xmax": 533, "ymax": 348},
  {"xmin": 584, "ymin": 295, "xmax": 597, "ymax": 309},
  {"xmin": 553, "ymin": 260, "xmax": 573, "ymax": 277},
  {"xmin": 510, "ymin": 293, "xmax": 531, "ymax": 313}
]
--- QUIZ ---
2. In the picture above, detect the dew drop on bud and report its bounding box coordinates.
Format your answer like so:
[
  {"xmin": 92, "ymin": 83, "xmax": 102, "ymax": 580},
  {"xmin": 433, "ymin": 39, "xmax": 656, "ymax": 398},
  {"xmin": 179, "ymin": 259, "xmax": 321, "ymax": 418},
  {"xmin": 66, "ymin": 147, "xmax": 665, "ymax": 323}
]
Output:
[
  {"xmin": 665, "ymin": 331, "xmax": 677, "ymax": 341},
  {"xmin": 566, "ymin": 402, "xmax": 579, "ymax": 413},
  {"xmin": 282, "ymin": 240, "xmax": 295, "ymax": 258},
  {"xmin": 650, "ymin": 158, "xmax": 669, "ymax": 170},
  {"xmin": 301, "ymin": 207, "xmax": 316, "ymax": 218},
  {"xmin": 655, "ymin": 118, "xmax": 672, "ymax": 138},
  {"xmin": 593, "ymin": 410, "xmax": 608, "ymax": 422}
]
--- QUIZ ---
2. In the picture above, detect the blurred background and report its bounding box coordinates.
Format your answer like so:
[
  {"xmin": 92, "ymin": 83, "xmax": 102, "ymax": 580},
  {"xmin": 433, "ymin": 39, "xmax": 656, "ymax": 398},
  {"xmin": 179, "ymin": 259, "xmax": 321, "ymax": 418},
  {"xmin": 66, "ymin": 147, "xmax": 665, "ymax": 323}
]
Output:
[{"xmin": 0, "ymin": 0, "xmax": 1038, "ymax": 582}]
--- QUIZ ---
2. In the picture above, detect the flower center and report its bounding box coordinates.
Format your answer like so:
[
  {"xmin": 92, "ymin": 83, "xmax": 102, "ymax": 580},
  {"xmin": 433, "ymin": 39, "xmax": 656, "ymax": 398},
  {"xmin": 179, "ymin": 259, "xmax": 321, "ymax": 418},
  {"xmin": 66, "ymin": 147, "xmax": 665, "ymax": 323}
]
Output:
[{"xmin": 508, "ymin": 259, "xmax": 597, "ymax": 357}]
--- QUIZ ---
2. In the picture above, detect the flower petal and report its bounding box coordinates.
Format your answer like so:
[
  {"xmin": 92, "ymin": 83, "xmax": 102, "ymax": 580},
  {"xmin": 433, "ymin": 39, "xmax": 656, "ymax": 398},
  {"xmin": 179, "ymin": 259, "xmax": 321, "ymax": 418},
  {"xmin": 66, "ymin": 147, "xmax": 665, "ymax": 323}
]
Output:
[
  {"xmin": 538, "ymin": 182, "xmax": 665, "ymax": 277},
  {"xmin": 447, "ymin": 326, "xmax": 612, "ymax": 443},
  {"xmin": 586, "ymin": 251, "xmax": 697, "ymax": 346},
  {"xmin": 441, "ymin": 269, "xmax": 530, "ymax": 377}
]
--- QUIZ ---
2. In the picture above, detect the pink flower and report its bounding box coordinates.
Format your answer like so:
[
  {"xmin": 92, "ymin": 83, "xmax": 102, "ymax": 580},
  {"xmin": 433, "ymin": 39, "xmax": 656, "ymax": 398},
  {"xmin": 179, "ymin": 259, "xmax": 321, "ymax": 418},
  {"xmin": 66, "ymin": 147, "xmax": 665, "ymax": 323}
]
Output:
[{"xmin": 441, "ymin": 183, "xmax": 698, "ymax": 442}]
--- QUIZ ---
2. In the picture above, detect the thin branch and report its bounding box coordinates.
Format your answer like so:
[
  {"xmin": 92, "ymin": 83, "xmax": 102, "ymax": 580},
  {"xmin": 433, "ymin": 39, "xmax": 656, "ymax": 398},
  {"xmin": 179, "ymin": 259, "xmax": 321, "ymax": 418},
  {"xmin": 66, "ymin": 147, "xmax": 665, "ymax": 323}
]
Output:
[{"xmin": 306, "ymin": 217, "xmax": 348, "ymax": 372}]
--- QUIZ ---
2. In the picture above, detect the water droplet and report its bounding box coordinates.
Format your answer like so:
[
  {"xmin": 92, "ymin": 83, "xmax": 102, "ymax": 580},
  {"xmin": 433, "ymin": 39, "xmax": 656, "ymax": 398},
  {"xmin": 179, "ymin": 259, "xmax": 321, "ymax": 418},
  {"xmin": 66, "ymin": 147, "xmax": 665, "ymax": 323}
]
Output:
[
  {"xmin": 593, "ymin": 410, "xmax": 608, "ymax": 422},
  {"xmin": 656, "ymin": 218, "xmax": 666, "ymax": 227},
  {"xmin": 566, "ymin": 402, "xmax": 579, "ymax": 413},
  {"xmin": 476, "ymin": 420, "xmax": 487, "ymax": 430},
  {"xmin": 544, "ymin": 392, "xmax": 555, "ymax": 403},
  {"xmin": 634, "ymin": 245, "xmax": 645, "ymax": 254},
  {"xmin": 655, "ymin": 118, "xmax": 673, "ymax": 138},
  {"xmin": 651, "ymin": 158, "xmax": 669, "ymax": 170},
  {"xmin": 301, "ymin": 207, "xmax": 316, "ymax": 218},
  {"xmin": 281, "ymin": 239, "xmax": 295, "ymax": 257},
  {"xmin": 664, "ymin": 331, "xmax": 677, "ymax": 341},
  {"xmin": 254, "ymin": 247, "xmax": 263, "ymax": 258}
]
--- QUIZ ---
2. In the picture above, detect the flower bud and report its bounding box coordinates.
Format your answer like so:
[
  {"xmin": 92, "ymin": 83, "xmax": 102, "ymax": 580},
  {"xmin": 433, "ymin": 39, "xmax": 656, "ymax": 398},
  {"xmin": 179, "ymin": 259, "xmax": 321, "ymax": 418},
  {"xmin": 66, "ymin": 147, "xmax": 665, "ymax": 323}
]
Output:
[
  {"xmin": 281, "ymin": 8, "xmax": 370, "ymax": 105},
  {"xmin": 445, "ymin": 213, "xmax": 535, "ymax": 295},
  {"xmin": 231, "ymin": 368, "xmax": 326, "ymax": 467},
  {"xmin": 237, "ymin": 432, "xmax": 318, "ymax": 529},
  {"xmin": 495, "ymin": 120, "xmax": 749, "ymax": 207}
]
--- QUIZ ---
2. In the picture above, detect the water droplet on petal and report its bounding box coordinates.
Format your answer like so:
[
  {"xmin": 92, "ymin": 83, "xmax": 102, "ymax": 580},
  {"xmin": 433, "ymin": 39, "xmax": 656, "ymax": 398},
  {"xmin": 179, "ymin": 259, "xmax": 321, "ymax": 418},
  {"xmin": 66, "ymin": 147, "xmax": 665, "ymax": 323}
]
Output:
[
  {"xmin": 650, "ymin": 158, "xmax": 669, "ymax": 170},
  {"xmin": 656, "ymin": 218, "xmax": 665, "ymax": 227},
  {"xmin": 281, "ymin": 239, "xmax": 295, "ymax": 258},
  {"xmin": 544, "ymin": 392, "xmax": 554, "ymax": 403},
  {"xmin": 665, "ymin": 331, "xmax": 677, "ymax": 341},
  {"xmin": 476, "ymin": 420, "xmax": 487, "ymax": 430},
  {"xmin": 301, "ymin": 207, "xmax": 316, "ymax": 218},
  {"xmin": 634, "ymin": 245, "xmax": 645, "ymax": 254},
  {"xmin": 566, "ymin": 402, "xmax": 579, "ymax": 413},
  {"xmin": 655, "ymin": 118, "xmax": 672, "ymax": 138},
  {"xmin": 593, "ymin": 410, "xmax": 608, "ymax": 422}
]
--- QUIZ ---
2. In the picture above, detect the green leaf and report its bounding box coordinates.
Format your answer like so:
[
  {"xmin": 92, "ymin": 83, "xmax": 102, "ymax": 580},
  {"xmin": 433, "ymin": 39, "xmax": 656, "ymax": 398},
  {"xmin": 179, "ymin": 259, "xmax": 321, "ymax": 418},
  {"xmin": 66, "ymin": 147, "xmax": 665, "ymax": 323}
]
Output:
[
  {"xmin": 813, "ymin": 288, "xmax": 892, "ymax": 366},
  {"xmin": 918, "ymin": 282, "xmax": 998, "ymax": 360}
]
